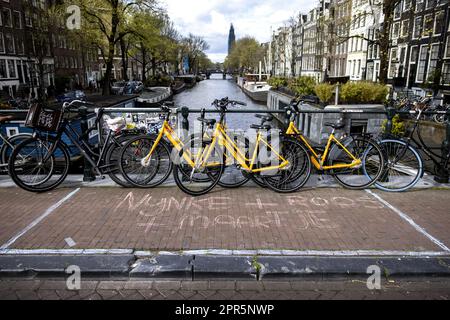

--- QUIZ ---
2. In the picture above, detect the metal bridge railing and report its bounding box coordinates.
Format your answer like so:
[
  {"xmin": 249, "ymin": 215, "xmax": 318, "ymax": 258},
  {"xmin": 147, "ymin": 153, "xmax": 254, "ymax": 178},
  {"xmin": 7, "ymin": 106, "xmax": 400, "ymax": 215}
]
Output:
[{"xmin": 1, "ymin": 106, "xmax": 449, "ymax": 183}]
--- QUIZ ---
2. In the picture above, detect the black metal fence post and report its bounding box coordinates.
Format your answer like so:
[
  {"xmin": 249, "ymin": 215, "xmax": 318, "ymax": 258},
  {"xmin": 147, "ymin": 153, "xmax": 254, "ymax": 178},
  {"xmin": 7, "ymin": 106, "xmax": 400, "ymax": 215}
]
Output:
[
  {"xmin": 79, "ymin": 106, "xmax": 96, "ymax": 182},
  {"xmin": 180, "ymin": 107, "xmax": 190, "ymax": 140},
  {"xmin": 434, "ymin": 110, "xmax": 450, "ymax": 183},
  {"xmin": 385, "ymin": 105, "xmax": 396, "ymax": 136}
]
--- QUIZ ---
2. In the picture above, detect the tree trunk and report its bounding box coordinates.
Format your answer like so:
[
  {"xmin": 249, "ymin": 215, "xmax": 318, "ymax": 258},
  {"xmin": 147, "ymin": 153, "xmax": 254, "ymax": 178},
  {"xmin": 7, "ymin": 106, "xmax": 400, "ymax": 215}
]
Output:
[
  {"xmin": 102, "ymin": 5, "xmax": 119, "ymax": 96},
  {"xmin": 151, "ymin": 56, "xmax": 156, "ymax": 76},
  {"xmin": 141, "ymin": 44, "xmax": 147, "ymax": 83},
  {"xmin": 120, "ymin": 38, "xmax": 129, "ymax": 81},
  {"xmin": 38, "ymin": 61, "xmax": 46, "ymax": 102},
  {"xmin": 378, "ymin": 1, "xmax": 396, "ymax": 85}
]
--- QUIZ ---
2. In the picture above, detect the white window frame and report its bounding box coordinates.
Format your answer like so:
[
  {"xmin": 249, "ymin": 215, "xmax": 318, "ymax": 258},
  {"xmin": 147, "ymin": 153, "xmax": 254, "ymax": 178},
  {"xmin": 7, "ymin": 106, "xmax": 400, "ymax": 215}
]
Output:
[
  {"xmin": 2, "ymin": 8, "xmax": 12, "ymax": 27},
  {"xmin": 413, "ymin": 16, "xmax": 423, "ymax": 39},
  {"xmin": 416, "ymin": 44, "xmax": 429, "ymax": 83},
  {"xmin": 13, "ymin": 10, "xmax": 21, "ymax": 29},
  {"xmin": 392, "ymin": 22, "xmax": 401, "ymax": 39},
  {"xmin": 388, "ymin": 47, "xmax": 399, "ymax": 79},
  {"xmin": 423, "ymin": 14, "xmax": 433, "ymax": 38},
  {"xmin": 401, "ymin": 20, "xmax": 409, "ymax": 38},
  {"xmin": 426, "ymin": 43, "xmax": 440, "ymax": 80},
  {"xmin": 410, "ymin": 45, "xmax": 419, "ymax": 64},
  {"xmin": 433, "ymin": 11, "xmax": 444, "ymax": 36},
  {"xmin": 445, "ymin": 37, "xmax": 450, "ymax": 59}
]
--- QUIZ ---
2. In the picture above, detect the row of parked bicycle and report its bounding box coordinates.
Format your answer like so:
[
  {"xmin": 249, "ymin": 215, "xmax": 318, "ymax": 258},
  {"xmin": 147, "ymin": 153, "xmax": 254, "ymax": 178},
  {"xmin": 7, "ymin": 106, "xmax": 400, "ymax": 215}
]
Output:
[
  {"xmin": 394, "ymin": 96, "xmax": 449, "ymax": 124},
  {"xmin": 0, "ymin": 97, "xmax": 447, "ymax": 196}
]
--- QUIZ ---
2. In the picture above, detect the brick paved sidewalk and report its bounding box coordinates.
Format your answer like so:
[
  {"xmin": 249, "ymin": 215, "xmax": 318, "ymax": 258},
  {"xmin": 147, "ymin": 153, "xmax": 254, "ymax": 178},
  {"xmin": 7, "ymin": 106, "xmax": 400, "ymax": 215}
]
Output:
[
  {"xmin": 0, "ymin": 278, "xmax": 449, "ymax": 300},
  {"xmin": 0, "ymin": 186, "xmax": 449, "ymax": 253}
]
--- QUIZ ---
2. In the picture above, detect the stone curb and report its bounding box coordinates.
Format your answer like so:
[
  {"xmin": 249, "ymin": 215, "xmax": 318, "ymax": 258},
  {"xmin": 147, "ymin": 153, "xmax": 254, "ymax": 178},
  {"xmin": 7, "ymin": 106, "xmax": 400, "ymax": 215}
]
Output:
[{"xmin": 1, "ymin": 254, "xmax": 449, "ymax": 279}]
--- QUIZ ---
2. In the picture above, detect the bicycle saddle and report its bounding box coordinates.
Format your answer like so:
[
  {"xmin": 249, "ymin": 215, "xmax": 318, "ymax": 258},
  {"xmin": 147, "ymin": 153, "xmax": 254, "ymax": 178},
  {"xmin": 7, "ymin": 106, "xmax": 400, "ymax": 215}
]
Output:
[
  {"xmin": 324, "ymin": 122, "xmax": 345, "ymax": 130},
  {"xmin": 197, "ymin": 117, "xmax": 216, "ymax": 126},
  {"xmin": 250, "ymin": 124, "xmax": 271, "ymax": 130},
  {"xmin": 0, "ymin": 115, "xmax": 13, "ymax": 123},
  {"xmin": 255, "ymin": 114, "xmax": 274, "ymax": 122}
]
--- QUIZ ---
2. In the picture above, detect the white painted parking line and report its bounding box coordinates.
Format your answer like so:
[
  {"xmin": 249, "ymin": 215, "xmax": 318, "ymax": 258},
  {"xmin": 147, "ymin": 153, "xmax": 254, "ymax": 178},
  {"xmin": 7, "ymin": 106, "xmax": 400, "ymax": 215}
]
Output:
[
  {"xmin": 366, "ymin": 190, "xmax": 450, "ymax": 252},
  {"xmin": 0, "ymin": 188, "xmax": 80, "ymax": 250}
]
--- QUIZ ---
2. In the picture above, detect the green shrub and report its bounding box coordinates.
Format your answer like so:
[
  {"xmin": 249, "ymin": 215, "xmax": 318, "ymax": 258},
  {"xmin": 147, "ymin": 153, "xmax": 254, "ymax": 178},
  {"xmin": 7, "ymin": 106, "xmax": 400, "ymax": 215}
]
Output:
[
  {"xmin": 144, "ymin": 75, "xmax": 173, "ymax": 87},
  {"xmin": 382, "ymin": 114, "xmax": 406, "ymax": 136},
  {"xmin": 288, "ymin": 76, "xmax": 316, "ymax": 96},
  {"xmin": 314, "ymin": 83, "xmax": 335, "ymax": 104},
  {"xmin": 267, "ymin": 77, "xmax": 288, "ymax": 89},
  {"xmin": 340, "ymin": 81, "xmax": 388, "ymax": 104}
]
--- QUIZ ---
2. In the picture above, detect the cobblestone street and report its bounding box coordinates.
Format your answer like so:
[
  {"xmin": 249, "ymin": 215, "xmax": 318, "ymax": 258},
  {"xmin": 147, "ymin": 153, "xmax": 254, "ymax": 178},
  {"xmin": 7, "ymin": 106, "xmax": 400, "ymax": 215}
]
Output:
[
  {"xmin": 0, "ymin": 278, "xmax": 449, "ymax": 300},
  {"xmin": 0, "ymin": 186, "xmax": 449, "ymax": 253}
]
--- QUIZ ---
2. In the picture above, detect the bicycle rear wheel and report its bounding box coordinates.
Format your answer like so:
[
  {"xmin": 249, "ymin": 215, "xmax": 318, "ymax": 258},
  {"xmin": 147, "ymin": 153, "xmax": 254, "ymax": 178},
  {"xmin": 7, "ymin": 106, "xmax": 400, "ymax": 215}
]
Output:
[
  {"xmin": 173, "ymin": 142, "xmax": 225, "ymax": 196},
  {"xmin": 8, "ymin": 136, "xmax": 70, "ymax": 192},
  {"xmin": 261, "ymin": 137, "xmax": 312, "ymax": 193},
  {"xmin": 104, "ymin": 135, "xmax": 135, "ymax": 187},
  {"xmin": 183, "ymin": 133, "xmax": 250, "ymax": 188},
  {"xmin": 375, "ymin": 139, "xmax": 423, "ymax": 192},
  {"xmin": 330, "ymin": 137, "xmax": 384, "ymax": 190},
  {"xmin": 1, "ymin": 134, "xmax": 32, "ymax": 166},
  {"xmin": 119, "ymin": 135, "xmax": 172, "ymax": 188}
]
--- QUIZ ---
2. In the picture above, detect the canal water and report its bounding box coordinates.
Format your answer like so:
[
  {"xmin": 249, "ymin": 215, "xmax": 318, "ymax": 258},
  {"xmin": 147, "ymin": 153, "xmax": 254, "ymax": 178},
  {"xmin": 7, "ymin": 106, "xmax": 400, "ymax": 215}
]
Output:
[{"xmin": 173, "ymin": 73, "xmax": 267, "ymax": 130}]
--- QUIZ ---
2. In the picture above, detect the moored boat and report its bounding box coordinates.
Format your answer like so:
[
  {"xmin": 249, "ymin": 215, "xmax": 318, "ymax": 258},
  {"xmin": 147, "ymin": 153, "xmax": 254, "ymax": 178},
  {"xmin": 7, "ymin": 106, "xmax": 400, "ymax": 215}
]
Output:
[{"xmin": 135, "ymin": 87, "xmax": 173, "ymax": 107}]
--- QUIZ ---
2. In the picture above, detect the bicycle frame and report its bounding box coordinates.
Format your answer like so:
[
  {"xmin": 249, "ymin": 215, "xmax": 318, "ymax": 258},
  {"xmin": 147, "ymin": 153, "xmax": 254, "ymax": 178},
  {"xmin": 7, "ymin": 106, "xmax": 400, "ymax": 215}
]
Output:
[
  {"xmin": 285, "ymin": 121, "xmax": 361, "ymax": 170},
  {"xmin": 143, "ymin": 119, "xmax": 289, "ymax": 173},
  {"xmin": 39, "ymin": 119, "xmax": 114, "ymax": 175}
]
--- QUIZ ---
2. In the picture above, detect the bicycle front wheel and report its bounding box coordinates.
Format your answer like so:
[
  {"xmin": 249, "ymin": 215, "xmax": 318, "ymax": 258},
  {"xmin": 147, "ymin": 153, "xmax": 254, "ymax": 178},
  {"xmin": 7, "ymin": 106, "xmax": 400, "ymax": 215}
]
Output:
[
  {"xmin": 261, "ymin": 137, "xmax": 312, "ymax": 193},
  {"xmin": 8, "ymin": 136, "xmax": 70, "ymax": 192},
  {"xmin": 330, "ymin": 137, "xmax": 384, "ymax": 190},
  {"xmin": 173, "ymin": 142, "xmax": 225, "ymax": 196},
  {"xmin": 119, "ymin": 135, "xmax": 172, "ymax": 188},
  {"xmin": 376, "ymin": 139, "xmax": 423, "ymax": 192}
]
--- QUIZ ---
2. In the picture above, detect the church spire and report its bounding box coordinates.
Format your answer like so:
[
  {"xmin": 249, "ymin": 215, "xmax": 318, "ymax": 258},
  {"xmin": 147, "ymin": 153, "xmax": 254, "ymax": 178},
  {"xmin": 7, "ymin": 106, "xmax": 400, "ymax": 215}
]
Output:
[{"xmin": 228, "ymin": 23, "xmax": 236, "ymax": 54}]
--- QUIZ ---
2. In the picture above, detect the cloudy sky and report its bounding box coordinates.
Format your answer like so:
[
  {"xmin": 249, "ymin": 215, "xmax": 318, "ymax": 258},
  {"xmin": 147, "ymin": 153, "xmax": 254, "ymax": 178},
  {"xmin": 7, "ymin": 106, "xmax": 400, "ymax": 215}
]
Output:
[{"xmin": 163, "ymin": 0, "xmax": 316, "ymax": 63}]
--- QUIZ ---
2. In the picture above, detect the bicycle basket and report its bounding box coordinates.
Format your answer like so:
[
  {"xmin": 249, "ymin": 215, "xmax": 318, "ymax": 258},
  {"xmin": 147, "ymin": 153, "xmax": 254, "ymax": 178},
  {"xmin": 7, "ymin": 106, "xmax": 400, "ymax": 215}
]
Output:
[{"xmin": 25, "ymin": 103, "xmax": 63, "ymax": 132}]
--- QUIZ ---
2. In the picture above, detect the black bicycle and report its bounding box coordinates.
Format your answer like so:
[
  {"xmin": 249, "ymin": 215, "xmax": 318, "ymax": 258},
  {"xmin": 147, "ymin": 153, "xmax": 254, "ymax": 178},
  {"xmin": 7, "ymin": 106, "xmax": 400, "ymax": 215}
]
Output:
[
  {"xmin": 8, "ymin": 100, "xmax": 138, "ymax": 192},
  {"xmin": 376, "ymin": 106, "xmax": 449, "ymax": 192}
]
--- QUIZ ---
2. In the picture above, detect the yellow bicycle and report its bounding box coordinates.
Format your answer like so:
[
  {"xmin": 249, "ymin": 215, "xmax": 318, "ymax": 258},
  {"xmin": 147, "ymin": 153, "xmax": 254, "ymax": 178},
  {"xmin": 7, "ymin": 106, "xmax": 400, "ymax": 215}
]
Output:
[
  {"xmin": 119, "ymin": 98, "xmax": 311, "ymax": 195},
  {"xmin": 281, "ymin": 99, "xmax": 385, "ymax": 189}
]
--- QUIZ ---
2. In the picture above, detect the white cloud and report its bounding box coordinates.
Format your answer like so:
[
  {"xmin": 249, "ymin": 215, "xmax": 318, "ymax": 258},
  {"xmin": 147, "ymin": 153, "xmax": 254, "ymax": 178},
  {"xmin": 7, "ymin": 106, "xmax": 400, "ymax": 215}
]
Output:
[{"xmin": 163, "ymin": 0, "xmax": 317, "ymax": 62}]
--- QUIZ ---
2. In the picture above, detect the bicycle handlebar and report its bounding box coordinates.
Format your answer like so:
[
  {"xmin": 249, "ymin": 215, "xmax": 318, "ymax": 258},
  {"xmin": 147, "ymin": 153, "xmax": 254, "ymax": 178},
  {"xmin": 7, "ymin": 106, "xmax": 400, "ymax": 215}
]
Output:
[{"xmin": 212, "ymin": 97, "xmax": 247, "ymax": 111}]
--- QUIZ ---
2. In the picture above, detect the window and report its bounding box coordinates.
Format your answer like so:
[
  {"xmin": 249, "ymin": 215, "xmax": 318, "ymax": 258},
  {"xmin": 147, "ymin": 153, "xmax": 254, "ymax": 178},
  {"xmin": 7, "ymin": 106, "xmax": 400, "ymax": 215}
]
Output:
[
  {"xmin": 423, "ymin": 14, "xmax": 433, "ymax": 37},
  {"xmin": 401, "ymin": 20, "xmax": 409, "ymax": 37},
  {"xmin": 0, "ymin": 59, "xmax": 6, "ymax": 78},
  {"xmin": 416, "ymin": 0, "xmax": 424, "ymax": 11},
  {"xmin": 416, "ymin": 45, "xmax": 428, "ymax": 83},
  {"xmin": 410, "ymin": 46, "xmax": 419, "ymax": 63},
  {"xmin": 4, "ymin": 33, "xmax": 14, "ymax": 54},
  {"xmin": 427, "ymin": 44, "xmax": 440, "ymax": 81},
  {"xmin": 392, "ymin": 22, "xmax": 400, "ymax": 39},
  {"xmin": 442, "ymin": 62, "xmax": 450, "ymax": 84},
  {"xmin": 403, "ymin": 0, "xmax": 412, "ymax": 10},
  {"xmin": 7, "ymin": 60, "xmax": 16, "ymax": 78},
  {"xmin": 434, "ymin": 11, "xmax": 444, "ymax": 35},
  {"xmin": 413, "ymin": 16, "xmax": 423, "ymax": 39},
  {"xmin": 446, "ymin": 37, "xmax": 450, "ymax": 58},
  {"xmin": 13, "ymin": 11, "xmax": 21, "ymax": 29},
  {"xmin": 394, "ymin": 4, "xmax": 401, "ymax": 20},
  {"xmin": 15, "ymin": 36, "xmax": 24, "ymax": 55},
  {"xmin": 389, "ymin": 48, "xmax": 399, "ymax": 78},
  {"xmin": 2, "ymin": 8, "xmax": 12, "ymax": 27},
  {"xmin": 24, "ymin": 11, "xmax": 32, "ymax": 27},
  {"xmin": 426, "ymin": 0, "xmax": 436, "ymax": 9}
]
